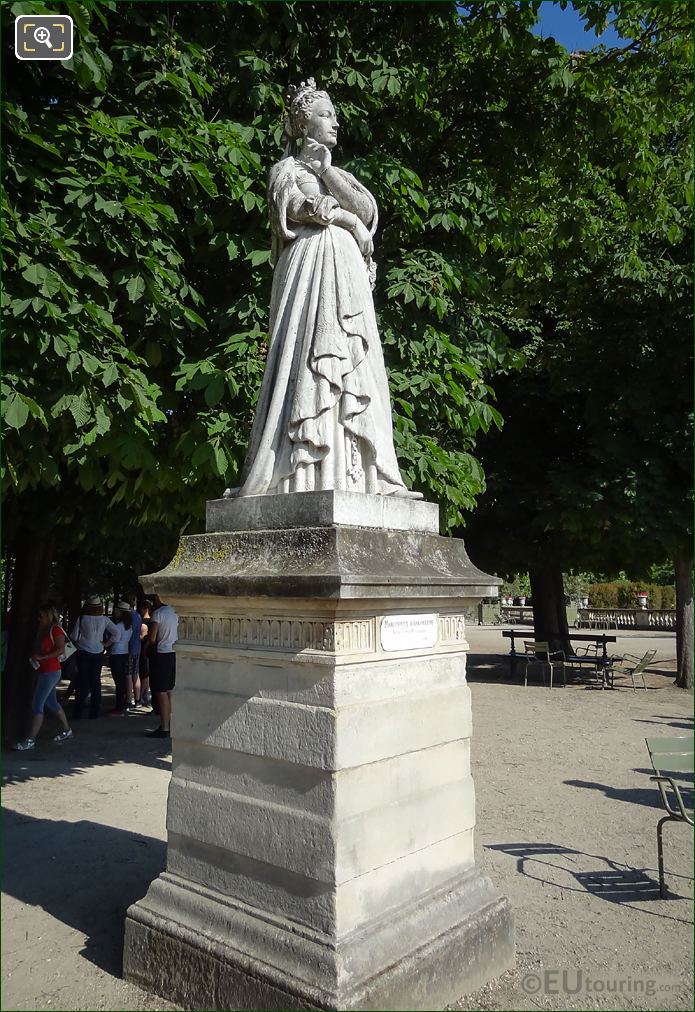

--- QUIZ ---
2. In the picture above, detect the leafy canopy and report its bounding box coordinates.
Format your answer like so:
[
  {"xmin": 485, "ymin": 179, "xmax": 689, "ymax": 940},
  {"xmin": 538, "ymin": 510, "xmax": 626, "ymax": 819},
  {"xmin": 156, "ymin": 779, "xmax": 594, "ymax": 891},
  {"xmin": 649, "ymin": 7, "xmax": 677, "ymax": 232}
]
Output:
[
  {"xmin": 5, "ymin": 0, "xmax": 688, "ymax": 557},
  {"xmin": 462, "ymin": 0, "xmax": 693, "ymax": 574}
]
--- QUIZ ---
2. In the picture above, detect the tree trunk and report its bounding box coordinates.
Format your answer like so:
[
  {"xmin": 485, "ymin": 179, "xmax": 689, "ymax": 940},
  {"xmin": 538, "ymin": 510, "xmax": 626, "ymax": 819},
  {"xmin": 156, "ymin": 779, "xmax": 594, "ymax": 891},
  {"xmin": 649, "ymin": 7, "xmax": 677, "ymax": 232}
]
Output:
[
  {"xmin": 2, "ymin": 532, "xmax": 54, "ymax": 742},
  {"xmin": 65, "ymin": 554, "xmax": 82, "ymax": 632},
  {"xmin": 674, "ymin": 551, "xmax": 693, "ymax": 689},
  {"xmin": 530, "ymin": 564, "xmax": 572, "ymax": 656},
  {"xmin": 2, "ymin": 542, "xmax": 13, "ymax": 615}
]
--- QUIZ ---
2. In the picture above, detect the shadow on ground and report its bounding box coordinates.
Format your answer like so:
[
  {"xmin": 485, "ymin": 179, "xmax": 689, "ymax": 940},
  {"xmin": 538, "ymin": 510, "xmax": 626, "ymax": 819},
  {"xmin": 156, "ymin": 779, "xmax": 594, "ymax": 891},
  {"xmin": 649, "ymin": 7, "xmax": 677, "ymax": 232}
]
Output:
[
  {"xmin": 486, "ymin": 841, "xmax": 694, "ymax": 919},
  {"xmin": 633, "ymin": 715, "xmax": 694, "ymax": 731},
  {"xmin": 564, "ymin": 778, "xmax": 693, "ymax": 810},
  {"xmin": 466, "ymin": 654, "xmax": 679, "ymax": 689},
  {"xmin": 3, "ymin": 808, "xmax": 165, "ymax": 976},
  {"xmin": 3, "ymin": 676, "xmax": 172, "ymax": 787}
]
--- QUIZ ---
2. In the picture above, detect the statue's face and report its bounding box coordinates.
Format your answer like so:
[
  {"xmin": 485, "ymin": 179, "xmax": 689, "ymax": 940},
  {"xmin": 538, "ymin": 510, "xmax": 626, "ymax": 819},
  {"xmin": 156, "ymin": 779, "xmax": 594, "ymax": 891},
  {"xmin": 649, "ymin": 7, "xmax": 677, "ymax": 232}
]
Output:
[{"xmin": 304, "ymin": 97, "xmax": 339, "ymax": 149}]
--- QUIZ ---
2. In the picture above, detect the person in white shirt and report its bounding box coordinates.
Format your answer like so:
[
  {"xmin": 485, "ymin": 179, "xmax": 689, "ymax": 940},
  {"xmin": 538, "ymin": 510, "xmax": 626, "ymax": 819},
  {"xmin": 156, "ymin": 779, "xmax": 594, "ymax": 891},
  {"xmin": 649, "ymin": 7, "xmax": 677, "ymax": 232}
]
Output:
[
  {"xmin": 70, "ymin": 596, "xmax": 119, "ymax": 719},
  {"xmin": 108, "ymin": 601, "xmax": 133, "ymax": 716},
  {"xmin": 146, "ymin": 594, "xmax": 178, "ymax": 738}
]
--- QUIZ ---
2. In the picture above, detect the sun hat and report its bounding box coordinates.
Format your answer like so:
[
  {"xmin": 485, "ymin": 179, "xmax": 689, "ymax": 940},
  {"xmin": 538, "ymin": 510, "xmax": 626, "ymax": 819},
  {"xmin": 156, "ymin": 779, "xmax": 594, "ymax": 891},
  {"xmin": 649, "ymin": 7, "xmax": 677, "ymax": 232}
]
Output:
[
  {"xmin": 115, "ymin": 600, "xmax": 132, "ymax": 611},
  {"xmin": 86, "ymin": 595, "xmax": 102, "ymax": 606}
]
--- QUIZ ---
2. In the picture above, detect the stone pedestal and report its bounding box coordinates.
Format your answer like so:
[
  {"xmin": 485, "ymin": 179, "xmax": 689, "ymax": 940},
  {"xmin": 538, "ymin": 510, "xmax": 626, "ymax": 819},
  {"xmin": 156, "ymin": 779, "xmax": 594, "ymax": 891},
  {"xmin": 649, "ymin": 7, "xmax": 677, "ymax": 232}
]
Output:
[{"xmin": 124, "ymin": 493, "xmax": 514, "ymax": 1010}]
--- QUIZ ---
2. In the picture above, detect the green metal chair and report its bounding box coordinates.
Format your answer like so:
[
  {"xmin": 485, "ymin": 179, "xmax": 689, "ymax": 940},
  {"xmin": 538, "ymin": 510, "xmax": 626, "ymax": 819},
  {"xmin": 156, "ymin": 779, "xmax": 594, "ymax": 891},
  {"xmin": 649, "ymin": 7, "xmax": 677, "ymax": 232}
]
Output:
[
  {"xmin": 523, "ymin": 640, "xmax": 566, "ymax": 688},
  {"xmin": 645, "ymin": 736, "xmax": 694, "ymax": 897},
  {"xmin": 605, "ymin": 649, "xmax": 656, "ymax": 690}
]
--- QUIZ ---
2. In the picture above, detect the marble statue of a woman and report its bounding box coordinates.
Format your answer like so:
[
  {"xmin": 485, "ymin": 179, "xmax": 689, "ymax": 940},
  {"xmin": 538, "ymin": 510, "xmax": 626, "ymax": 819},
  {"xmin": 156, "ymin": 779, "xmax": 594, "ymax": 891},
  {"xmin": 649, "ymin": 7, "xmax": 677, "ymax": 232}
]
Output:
[{"xmin": 234, "ymin": 78, "xmax": 420, "ymax": 499}]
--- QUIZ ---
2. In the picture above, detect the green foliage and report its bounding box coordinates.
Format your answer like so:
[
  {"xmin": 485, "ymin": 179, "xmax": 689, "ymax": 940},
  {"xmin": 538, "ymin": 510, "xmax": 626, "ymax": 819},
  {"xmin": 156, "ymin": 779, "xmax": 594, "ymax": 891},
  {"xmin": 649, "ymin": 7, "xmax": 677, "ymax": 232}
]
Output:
[
  {"xmin": 562, "ymin": 572, "xmax": 593, "ymax": 599},
  {"xmin": 588, "ymin": 581, "xmax": 676, "ymax": 610},
  {"xmin": 648, "ymin": 560, "xmax": 679, "ymax": 586},
  {"xmin": 4, "ymin": 0, "xmax": 691, "ymax": 579},
  {"xmin": 500, "ymin": 571, "xmax": 598, "ymax": 601},
  {"xmin": 500, "ymin": 573, "xmax": 532, "ymax": 598},
  {"xmin": 588, "ymin": 582, "xmax": 620, "ymax": 608},
  {"xmin": 3, "ymin": 0, "xmax": 271, "ymax": 529},
  {"xmin": 3, "ymin": 0, "xmax": 543, "ymax": 540},
  {"xmin": 462, "ymin": 1, "xmax": 693, "ymax": 574}
]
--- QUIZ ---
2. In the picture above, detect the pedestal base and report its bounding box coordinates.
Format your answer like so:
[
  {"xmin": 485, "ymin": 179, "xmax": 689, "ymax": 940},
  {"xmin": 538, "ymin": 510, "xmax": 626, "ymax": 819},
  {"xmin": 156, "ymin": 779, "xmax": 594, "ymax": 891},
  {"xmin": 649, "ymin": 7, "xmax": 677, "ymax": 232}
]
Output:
[
  {"xmin": 207, "ymin": 491, "xmax": 440, "ymax": 535},
  {"xmin": 125, "ymin": 869, "xmax": 513, "ymax": 1011},
  {"xmin": 123, "ymin": 515, "xmax": 512, "ymax": 1010}
]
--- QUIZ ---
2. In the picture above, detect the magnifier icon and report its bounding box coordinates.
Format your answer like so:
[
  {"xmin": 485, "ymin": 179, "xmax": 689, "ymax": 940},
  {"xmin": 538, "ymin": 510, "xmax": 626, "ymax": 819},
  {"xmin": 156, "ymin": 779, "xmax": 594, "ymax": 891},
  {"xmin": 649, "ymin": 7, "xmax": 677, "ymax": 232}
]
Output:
[{"xmin": 33, "ymin": 26, "xmax": 53, "ymax": 48}]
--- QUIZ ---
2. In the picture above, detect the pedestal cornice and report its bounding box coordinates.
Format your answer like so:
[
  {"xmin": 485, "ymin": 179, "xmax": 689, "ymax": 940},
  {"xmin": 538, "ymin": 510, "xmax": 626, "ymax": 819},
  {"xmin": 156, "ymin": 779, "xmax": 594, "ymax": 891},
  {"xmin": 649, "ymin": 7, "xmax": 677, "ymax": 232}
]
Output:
[{"xmin": 143, "ymin": 525, "xmax": 500, "ymax": 602}]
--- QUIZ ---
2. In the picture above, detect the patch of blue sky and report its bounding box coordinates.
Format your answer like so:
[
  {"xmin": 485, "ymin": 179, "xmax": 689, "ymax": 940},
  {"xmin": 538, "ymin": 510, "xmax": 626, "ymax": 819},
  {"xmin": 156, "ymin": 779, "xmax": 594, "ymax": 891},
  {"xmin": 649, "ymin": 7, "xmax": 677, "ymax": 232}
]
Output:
[{"xmin": 532, "ymin": 2, "xmax": 625, "ymax": 50}]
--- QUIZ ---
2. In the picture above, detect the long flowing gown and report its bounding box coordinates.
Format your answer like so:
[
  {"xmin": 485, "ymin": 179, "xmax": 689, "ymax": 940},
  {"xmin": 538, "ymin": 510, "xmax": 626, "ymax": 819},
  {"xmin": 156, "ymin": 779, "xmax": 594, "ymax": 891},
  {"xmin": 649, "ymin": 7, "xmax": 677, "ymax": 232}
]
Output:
[{"xmin": 238, "ymin": 157, "xmax": 411, "ymax": 497}]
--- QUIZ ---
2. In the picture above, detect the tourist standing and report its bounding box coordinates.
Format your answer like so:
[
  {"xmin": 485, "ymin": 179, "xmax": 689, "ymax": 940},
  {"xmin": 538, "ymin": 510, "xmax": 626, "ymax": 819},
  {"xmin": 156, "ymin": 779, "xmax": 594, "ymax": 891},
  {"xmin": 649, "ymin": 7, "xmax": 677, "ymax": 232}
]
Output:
[
  {"xmin": 138, "ymin": 599, "xmax": 154, "ymax": 708},
  {"xmin": 147, "ymin": 593, "xmax": 178, "ymax": 738},
  {"xmin": 13, "ymin": 604, "xmax": 73, "ymax": 750},
  {"xmin": 70, "ymin": 596, "xmax": 119, "ymax": 719},
  {"xmin": 109, "ymin": 602, "xmax": 133, "ymax": 716},
  {"xmin": 126, "ymin": 600, "xmax": 143, "ymax": 709}
]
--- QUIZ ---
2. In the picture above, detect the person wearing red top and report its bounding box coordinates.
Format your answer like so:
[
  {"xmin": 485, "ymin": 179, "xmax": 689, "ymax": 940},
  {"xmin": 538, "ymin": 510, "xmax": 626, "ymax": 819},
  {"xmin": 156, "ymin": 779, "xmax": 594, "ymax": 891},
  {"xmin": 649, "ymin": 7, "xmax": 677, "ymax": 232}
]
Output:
[{"xmin": 13, "ymin": 603, "xmax": 73, "ymax": 751}]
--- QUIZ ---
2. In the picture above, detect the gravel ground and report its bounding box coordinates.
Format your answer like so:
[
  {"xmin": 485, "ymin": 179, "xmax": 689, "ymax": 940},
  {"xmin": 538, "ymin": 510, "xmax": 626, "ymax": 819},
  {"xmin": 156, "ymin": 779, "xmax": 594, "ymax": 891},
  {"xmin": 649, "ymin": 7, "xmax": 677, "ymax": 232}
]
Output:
[
  {"xmin": 2, "ymin": 627, "xmax": 692, "ymax": 1011},
  {"xmin": 453, "ymin": 627, "xmax": 693, "ymax": 1012}
]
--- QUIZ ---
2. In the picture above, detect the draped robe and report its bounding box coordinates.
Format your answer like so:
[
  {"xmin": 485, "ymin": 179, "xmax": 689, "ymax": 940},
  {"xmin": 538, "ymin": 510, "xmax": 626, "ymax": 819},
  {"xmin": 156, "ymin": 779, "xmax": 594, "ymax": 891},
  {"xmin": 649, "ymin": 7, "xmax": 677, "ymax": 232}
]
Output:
[{"xmin": 238, "ymin": 157, "xmax": 412, "ymax": 497}]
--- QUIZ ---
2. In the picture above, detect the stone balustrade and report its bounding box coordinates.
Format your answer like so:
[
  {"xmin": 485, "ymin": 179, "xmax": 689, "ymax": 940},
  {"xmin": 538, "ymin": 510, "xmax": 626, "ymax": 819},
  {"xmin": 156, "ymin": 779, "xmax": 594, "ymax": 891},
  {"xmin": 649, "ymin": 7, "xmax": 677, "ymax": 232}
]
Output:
[
  {"xmin": 497, "ymin": 606, "xmax": 676, "ymax": 632},
  {"xmin": 499, "ymin": 605, "xmax": 534, "ymax": 624},
  {"xmin": 577, "ymin": 608, "xmax": 676, "ymax": 631}
]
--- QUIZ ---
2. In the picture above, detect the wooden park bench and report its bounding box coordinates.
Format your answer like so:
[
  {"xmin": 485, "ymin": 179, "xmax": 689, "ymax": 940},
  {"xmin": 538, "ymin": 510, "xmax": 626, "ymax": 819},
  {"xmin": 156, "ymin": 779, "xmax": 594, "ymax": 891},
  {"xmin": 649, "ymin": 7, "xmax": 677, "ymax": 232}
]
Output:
[{"xmin": 645, "ymin": 735, "xmax": 694, "ymax": 897}]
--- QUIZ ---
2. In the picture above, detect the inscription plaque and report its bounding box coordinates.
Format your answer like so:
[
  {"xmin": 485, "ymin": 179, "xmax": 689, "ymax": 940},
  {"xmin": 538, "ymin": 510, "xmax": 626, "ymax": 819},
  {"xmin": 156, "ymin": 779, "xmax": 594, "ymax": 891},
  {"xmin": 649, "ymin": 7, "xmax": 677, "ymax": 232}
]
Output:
[{"xmin": 380, "ymin": 613, "xmax": 438, "ymax": 652}]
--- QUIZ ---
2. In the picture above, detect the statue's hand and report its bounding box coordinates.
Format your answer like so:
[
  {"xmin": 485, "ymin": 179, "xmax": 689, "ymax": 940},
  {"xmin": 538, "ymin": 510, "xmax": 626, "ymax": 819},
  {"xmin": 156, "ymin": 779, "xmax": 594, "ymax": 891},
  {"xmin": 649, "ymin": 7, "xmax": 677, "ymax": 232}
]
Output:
[
  {"xmin": 352, "ymin": 218, "xmax": 374, "ymax": 259},
  {"xmin": 301, "ymin": 138, "xmax": 332, "ymax": 176}
]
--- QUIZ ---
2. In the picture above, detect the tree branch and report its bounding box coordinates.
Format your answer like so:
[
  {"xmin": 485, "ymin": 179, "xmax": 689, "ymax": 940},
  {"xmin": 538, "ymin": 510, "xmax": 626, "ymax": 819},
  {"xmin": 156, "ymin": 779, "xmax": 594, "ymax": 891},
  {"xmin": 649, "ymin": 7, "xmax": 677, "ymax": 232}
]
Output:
[{"xmin": 585, "ymin": 13, "xmax": 691, "ymax": 66}]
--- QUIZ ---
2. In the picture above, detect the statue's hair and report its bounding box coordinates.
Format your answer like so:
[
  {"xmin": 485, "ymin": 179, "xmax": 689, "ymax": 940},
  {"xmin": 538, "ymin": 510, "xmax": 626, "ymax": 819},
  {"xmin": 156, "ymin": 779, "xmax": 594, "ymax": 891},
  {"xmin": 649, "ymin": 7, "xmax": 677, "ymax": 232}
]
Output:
[{"xmin": 282, "ymin": 77, "xmax": 331, "ymax": 149}]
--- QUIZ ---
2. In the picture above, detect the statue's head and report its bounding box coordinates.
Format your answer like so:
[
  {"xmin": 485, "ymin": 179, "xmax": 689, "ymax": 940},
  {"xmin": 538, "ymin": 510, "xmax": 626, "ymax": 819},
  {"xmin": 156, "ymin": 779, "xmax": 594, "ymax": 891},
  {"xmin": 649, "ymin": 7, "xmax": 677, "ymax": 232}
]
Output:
[{"xmin": 283, "ymin": 78, "xmax": 338, "ymax": 151}]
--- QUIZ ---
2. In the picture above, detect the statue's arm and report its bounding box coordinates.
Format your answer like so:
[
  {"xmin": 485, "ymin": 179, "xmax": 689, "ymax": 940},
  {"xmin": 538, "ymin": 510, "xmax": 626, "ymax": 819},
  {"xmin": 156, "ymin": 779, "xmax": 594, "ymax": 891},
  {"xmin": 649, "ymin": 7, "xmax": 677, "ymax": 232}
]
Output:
[
  {"xmin": 319, "ymin": 168, "xmax": 374, "ymax": 229},
  {"xmin": 287, "ymin": 179, "xmax": 364, "ymax": 237},
  {"xmin": 272, "ymin": 163, "xmax": 374, "ymax": 260}
]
